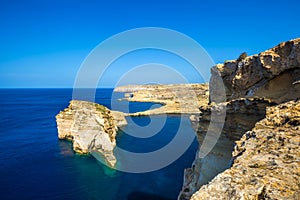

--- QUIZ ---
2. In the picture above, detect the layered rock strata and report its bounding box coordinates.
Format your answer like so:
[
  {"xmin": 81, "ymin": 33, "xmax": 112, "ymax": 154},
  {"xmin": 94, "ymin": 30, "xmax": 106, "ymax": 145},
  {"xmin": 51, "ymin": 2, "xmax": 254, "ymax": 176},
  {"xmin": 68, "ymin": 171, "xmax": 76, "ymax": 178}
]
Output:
[{"xmin": 56, "ymin": 100, "xmax": 127, "ymax": 167}]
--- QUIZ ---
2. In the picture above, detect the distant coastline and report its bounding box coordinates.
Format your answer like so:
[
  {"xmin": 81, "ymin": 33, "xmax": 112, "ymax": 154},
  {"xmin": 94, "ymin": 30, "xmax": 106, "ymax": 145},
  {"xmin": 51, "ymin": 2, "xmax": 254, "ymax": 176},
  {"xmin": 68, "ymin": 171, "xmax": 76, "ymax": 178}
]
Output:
[{"xmin": 114, "ymin": 83, "xmax": 209, "ymax": 116}]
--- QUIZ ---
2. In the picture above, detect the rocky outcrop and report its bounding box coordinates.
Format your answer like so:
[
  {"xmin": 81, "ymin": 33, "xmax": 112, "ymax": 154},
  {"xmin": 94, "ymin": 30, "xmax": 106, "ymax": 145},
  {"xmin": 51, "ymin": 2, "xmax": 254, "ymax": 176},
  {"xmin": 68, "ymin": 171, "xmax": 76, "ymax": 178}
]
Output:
[
  {"xmin": 56, "ymin": 100, "xmax": 127, "ymax": 167},
  {"xmin": 180, "ymin": 38, "xmax": 300, "ymax": 200},
  {"xmin": 191, "ymin": 100, "xmax": 300, "ymax": 200},
  {"xmin": 213, "ymin": 38, "xmax": 300, "ymax": 103}
]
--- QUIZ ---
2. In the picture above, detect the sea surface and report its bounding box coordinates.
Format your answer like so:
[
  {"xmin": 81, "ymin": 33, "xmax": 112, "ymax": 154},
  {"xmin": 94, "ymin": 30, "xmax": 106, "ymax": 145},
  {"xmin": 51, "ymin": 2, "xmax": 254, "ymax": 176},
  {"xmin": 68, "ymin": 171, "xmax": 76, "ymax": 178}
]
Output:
[{"xmin": 0, "ymin": 89, "xmax": 199, "ymax": 200}]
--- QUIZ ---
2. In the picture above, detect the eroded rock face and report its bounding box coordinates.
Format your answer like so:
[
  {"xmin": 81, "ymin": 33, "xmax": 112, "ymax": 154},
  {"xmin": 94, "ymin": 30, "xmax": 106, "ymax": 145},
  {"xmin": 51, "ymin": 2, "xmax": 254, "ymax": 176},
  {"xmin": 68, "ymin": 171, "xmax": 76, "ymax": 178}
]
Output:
[
  {"xmin": 56, "ymin": 100, "xmax": 126, "ymax": 167},
  {"xmin": 180, "ymin": 39, "xmax": 300, "ymax": 200},
  {"xmin": 191, "ymin": 100, "xmax": 300, "ymax": 200},
  {"xmin": 179, "ymin": 98, "xmax": 272, "ymax": 199},
  {"xmin": 212, "ymin": 38, "xmax": 300, "ymax": 103}
]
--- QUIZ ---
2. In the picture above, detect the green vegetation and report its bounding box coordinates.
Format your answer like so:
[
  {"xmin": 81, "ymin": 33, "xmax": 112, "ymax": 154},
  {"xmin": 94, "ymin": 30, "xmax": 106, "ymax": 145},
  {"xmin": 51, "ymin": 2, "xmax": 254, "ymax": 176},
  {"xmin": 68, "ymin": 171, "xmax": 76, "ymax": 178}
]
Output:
[{"xmin": 95, "ymin": 104, "xmax": 107, "ymax": 114}]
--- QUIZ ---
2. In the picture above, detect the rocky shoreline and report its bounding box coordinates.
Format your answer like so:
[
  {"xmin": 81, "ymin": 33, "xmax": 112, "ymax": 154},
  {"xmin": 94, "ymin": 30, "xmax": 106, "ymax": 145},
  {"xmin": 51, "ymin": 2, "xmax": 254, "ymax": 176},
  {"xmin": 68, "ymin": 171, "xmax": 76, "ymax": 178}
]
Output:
[
  {"xmin": 114, "ymin": 38, "xmax": 300, "ymax": 199},
  {"xmin": 55, "ymin": 38, "xmax": 300, "ymax": 199}
]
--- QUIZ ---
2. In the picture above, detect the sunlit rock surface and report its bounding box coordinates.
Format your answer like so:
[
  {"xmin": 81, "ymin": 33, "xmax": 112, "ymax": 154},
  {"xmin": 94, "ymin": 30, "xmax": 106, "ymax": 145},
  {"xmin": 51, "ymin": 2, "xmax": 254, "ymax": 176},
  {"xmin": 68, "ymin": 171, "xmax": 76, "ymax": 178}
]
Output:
[
  {"xmin": 191, "ymin": 100, "xmax": 300, "ymax": 200},
  {"xmin": 179, "ymin": 98, "xmax": 272, "ymax": 199},
  {"xmin": 56, "ymin": 100, "xmax": 127, "ymax": 168},
  {"xmin": 212, "ymin": 38, "xmax": 300, "ymax": 103},
  {"xmin": 183, "ymin": 39, "xmax": 300, "ymax": 200}
]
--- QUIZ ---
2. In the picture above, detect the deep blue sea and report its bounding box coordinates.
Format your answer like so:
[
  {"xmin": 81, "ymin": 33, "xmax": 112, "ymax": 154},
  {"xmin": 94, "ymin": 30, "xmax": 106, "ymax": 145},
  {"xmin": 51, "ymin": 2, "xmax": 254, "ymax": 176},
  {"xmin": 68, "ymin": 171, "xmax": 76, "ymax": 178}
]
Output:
[{"xmin": 0, "ymin": 89, "xmax": 199, "ymax": 200}]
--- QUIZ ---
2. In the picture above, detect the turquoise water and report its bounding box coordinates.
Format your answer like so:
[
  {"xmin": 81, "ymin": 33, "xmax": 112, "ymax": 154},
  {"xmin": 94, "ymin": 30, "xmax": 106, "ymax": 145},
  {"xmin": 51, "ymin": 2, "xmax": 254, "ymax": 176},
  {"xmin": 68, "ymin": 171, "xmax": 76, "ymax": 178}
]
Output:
[{"xmin": 0, "ymin": 89, "xmax": 198, "ymax": 200}]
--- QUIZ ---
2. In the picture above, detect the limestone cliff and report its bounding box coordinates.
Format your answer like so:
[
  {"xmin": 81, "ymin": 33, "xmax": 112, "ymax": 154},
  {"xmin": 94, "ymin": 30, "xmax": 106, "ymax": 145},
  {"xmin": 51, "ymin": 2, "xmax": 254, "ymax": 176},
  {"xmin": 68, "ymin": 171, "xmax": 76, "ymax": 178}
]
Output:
[
  {"xmin": 191, "ymin": 100, "xmax": 300, "ymax": 200},
  {"xmin": 180, "ymin": 38, "xmax": 300, "ymax": 200},
  {"xmin": 179, "ymin": 98, "xmax": 273, "ymax": 199},
  {"xmin": 56, "ymin": 100, "xmax": 127, "ymax": 167},
  {"xmin": 212, "ymin": 38, "xmax": 300, "ymax": 103}
]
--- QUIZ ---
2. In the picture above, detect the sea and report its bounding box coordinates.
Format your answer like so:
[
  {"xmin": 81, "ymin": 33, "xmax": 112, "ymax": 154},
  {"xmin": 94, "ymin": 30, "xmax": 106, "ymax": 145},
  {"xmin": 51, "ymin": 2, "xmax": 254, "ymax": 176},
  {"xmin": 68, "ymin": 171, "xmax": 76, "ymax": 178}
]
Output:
[{"xmin": 0, "ymin": 89, "xmax": 200, "ymax": 200}]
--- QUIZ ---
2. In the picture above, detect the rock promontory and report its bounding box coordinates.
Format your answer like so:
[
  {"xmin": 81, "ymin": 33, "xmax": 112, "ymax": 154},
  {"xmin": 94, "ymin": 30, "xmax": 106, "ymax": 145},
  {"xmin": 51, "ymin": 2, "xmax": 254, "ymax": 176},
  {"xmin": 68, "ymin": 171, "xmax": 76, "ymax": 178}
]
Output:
[{"xmin": 56, "ymin": 100, "xmax": 127, "ymax": 167}]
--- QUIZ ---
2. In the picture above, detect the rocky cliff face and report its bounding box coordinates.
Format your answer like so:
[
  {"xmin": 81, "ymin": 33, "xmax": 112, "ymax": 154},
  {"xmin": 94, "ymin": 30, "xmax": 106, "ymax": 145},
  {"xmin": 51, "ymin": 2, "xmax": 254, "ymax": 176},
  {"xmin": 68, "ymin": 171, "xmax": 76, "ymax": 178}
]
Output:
[
  {"xmin": 179, "ymin": 98, "xmax": 273, "ymax": 199},
  {"xmin": 191, "ymin": 100, "xmax": 300, "ymax": 200},
  {"xmin": 181, "ymin": 38, "xmax": 300, "ymax": 200},
  {"xmin": 56, "ymin": 100, "xmax": 127, "ymax": 167},
  {"xmin": 212, "ymin": 38, "xmax": 300, "ymax": 103}
]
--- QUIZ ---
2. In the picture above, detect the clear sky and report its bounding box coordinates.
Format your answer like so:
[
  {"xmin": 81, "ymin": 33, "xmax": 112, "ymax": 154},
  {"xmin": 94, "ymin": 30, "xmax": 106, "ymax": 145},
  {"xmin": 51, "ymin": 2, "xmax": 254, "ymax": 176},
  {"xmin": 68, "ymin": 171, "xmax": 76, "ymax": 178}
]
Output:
[{"xmin": 0, "ymin": 0, "xmax": 299, "ymax": 88}]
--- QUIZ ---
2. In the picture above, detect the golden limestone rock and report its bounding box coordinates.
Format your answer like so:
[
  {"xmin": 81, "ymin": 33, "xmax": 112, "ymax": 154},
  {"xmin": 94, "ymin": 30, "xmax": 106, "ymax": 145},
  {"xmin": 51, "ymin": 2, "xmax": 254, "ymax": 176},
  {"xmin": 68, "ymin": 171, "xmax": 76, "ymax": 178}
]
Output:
[
  {"xmin": 211, "ymin": 38, "xmax": 300, "ymax": 103},
  {"xmin": 191, "ymin": 100, "xmax": 300, "ymax": 200},
  {"xmin": 56, "ymin": 100, "xmax": 127, "ymax": 168},
  {"xmin": 183, "ymin": 39, "xmax": 300, "ymax": 200}
]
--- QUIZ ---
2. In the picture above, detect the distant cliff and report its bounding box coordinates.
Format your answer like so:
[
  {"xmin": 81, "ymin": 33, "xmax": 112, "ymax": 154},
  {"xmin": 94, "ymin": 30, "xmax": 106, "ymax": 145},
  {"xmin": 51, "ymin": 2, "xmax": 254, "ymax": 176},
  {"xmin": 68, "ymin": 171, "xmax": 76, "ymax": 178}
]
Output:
[
  {"xmin": 115, "ymin": 84, "xmax": 209, "ymax": 115},
  {"xmin": 181, "ymin": 38, "xmax": 300, "ymax": 199},
  {"xmin": 56, "ymin": 100, "xmax": 127, "ymax": 168}
]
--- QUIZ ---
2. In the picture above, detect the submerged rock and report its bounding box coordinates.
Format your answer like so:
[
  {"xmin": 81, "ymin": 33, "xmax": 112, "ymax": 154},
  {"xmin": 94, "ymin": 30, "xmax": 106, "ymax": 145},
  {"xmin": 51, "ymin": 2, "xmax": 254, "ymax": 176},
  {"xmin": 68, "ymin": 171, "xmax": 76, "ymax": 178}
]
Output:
[{"xmin": 56, "ymin": 100, "xmax": 127, "ymax": 168}]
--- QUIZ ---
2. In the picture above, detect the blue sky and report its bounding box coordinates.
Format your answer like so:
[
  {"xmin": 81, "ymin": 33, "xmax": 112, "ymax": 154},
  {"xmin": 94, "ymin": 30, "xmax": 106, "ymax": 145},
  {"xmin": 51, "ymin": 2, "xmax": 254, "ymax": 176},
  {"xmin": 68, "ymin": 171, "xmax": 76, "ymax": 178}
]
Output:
[{"xmin": 0, "ymin": 0, "xmax": 299, "ymax": 88}]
